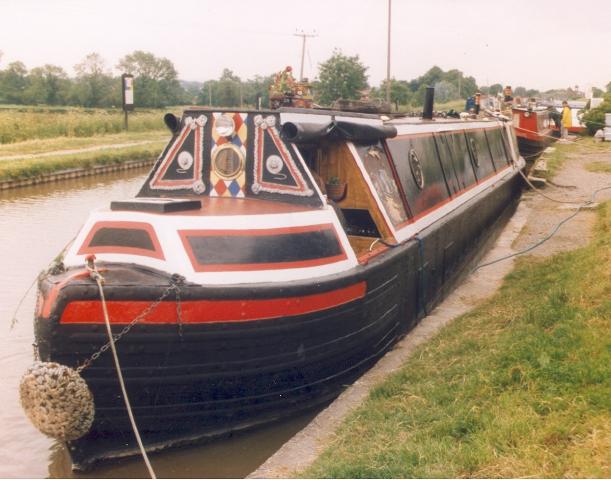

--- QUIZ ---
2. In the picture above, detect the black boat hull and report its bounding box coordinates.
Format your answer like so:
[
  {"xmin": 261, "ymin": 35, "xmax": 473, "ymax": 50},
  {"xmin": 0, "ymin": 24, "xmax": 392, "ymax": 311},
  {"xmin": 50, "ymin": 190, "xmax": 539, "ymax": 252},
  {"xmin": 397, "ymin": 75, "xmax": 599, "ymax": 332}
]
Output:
[
  {"xmin": 517, "ymin": 135, "xmax": 552, "ymax": 168},
  {"xmin": 35, "ymin": 168, "xmax": 523, "ymax": 470}
]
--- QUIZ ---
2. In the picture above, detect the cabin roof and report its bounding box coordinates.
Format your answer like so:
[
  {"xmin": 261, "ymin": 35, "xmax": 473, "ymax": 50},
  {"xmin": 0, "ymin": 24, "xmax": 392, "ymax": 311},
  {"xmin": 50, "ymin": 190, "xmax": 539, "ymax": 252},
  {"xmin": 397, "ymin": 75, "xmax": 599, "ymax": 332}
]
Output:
[
  {"xmin": 179, "ymin": 106, "xmax": 502, "ymax": 129},
  {"xmin": 106, "ymin": 196, "xmax": 318, "ymax": 216}
]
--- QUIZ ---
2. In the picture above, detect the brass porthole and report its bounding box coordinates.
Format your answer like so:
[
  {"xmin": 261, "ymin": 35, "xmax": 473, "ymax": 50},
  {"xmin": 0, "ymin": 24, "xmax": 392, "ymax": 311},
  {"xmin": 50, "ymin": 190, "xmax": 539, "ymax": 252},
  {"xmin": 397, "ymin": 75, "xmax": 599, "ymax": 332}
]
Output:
[
  {"xmin": 469, "ymin": 137, "xmax": 480, "ymax": 167},
  {"xmin": 212, "ymin": 144, "xmax": 244, "ymax": 179},
  {"xmin": 409, "ymin": 148, "xmax": 424, "ymax": 189}
]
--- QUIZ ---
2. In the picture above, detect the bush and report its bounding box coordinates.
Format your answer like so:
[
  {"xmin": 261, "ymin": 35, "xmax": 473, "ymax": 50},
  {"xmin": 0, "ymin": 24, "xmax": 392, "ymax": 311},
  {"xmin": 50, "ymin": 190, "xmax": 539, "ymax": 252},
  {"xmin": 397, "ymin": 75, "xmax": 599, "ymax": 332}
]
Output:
[{"xmin": 582, "ymin": 92, "xmax": 611, "ymax": 136}]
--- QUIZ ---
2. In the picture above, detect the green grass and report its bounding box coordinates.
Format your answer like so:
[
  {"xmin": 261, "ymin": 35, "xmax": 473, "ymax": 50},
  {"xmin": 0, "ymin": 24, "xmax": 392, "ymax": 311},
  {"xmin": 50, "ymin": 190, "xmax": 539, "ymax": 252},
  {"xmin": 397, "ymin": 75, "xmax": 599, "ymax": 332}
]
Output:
[
  {"xmin": 0, "ymin": 130, "xmax": 169, "ymax": 158},
  {"xmin": 400, "ymin": 99, "xmax": 465, "ymax": 114},
  {"xmin": 541, "ymin": 138, "xmax": 611, "ymax": 179},
  {"xmin": 304, "ymin": 203, "xmax": 611, "ymax": 478},
  {"xmin": 586, "ymin": 161, "xmax": 611, "ymax": 173},
  {"xmin": 0, "ymin": 142, "xmax": 165, "ymax": 181},
  {"xmin": 0, "ymin": 106, "xmax": 177, "ymax": 143}
]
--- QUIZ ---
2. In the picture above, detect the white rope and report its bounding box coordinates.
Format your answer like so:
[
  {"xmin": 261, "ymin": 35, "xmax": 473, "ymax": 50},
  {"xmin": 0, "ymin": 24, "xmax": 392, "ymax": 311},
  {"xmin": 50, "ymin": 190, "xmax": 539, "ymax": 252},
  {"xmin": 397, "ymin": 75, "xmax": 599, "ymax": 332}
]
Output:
[{"xmin": 93, "ymin": 272, "xmax": 157, "ymax": 479}]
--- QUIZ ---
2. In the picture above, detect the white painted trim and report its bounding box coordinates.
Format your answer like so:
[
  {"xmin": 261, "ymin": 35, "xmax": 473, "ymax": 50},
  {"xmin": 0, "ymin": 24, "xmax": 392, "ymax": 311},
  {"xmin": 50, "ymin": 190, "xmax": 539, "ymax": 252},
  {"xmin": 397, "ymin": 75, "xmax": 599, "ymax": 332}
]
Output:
[
  {"xmin": 280, "ymin": 112, "xmax": 331, "ymax": 125},
  {"xmin": 291, "ymin": 143, "xmax": 326, "ymax": 201},
  {"xmin": 392, "ymin": 120, "xmax": 503, "ymax": 136},
  {"xmin": 345, "ymin": 142, "xmax": 398, "ymax": 238},
  {"xmin": 63, "ymin": 208, "xmax": 358, "ymax": 285},
  {"xmin": 335, "ymin": 115, "xmax": 383, "ymax": 126},
  {"xmin": 393, "ymin": 164, "xmax": 518, "ymax": 242}
]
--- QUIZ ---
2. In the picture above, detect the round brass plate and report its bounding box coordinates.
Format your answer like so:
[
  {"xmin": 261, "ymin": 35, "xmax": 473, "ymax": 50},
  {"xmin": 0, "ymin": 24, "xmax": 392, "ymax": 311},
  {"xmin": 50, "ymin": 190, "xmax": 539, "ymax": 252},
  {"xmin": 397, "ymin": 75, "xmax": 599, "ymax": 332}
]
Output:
[{"xmin": 212, "ymin": 144, "xmax": 244, "ymax": 179}]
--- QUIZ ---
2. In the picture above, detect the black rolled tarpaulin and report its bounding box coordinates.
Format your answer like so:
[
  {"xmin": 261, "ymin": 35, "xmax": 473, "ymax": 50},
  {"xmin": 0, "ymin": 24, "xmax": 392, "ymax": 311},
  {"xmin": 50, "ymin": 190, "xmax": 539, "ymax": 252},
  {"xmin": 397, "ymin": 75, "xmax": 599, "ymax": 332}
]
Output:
[
  {"xmin": 333, "ymin": 121, "xmax": 397, "ymax": 143},
  {"xmin": 280, "ymin": 122, "xmax": 335, "ymax": 143},
  {"xmin": 281, "ymin": 120, "xmax": 397, "ymax": 144}
]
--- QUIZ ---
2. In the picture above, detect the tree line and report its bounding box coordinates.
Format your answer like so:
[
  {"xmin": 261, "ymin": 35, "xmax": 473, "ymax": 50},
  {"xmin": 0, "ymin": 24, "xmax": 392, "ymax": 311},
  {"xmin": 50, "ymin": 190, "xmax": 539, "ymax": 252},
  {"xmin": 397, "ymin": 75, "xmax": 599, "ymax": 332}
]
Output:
[
  {"xmin": 0, "ymin": 51, "xmax": 185, "ymax": 108},
  {"xmin": 1, "ymin": 49, "xmax": 609, "ymax": 110}
]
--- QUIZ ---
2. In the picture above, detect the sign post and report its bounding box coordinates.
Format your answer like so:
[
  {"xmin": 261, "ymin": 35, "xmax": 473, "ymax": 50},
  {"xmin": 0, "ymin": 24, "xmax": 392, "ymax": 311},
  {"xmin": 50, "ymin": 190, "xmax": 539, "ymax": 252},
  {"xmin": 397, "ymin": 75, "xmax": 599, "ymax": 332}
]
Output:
[{"xmin": 121, "ymin": 74, "xmax": 134, "ymax": 131}]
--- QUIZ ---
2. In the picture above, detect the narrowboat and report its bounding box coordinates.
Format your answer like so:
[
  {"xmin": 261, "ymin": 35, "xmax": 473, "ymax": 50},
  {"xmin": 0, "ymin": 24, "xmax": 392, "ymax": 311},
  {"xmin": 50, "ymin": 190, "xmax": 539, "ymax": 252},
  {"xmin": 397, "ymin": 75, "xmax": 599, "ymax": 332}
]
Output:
[
  {"xmin": 511, "ymin": 106, "xmax": 555, "ymax": 165},
  {"xmin": 550, "ymin": 100, "xmax": 587, "ymax": 136},
  {"xmin": 33, "ymin": 95, "xmax": 525, "ymax": 469}
]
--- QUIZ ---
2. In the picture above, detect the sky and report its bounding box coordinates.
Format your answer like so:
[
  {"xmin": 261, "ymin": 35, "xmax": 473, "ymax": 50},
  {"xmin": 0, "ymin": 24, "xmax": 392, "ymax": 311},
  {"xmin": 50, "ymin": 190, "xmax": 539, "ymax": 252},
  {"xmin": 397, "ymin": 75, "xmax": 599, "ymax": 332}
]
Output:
[{"xmin": 1, "ymin": 0, "xmax": 610, "ymax": 91}]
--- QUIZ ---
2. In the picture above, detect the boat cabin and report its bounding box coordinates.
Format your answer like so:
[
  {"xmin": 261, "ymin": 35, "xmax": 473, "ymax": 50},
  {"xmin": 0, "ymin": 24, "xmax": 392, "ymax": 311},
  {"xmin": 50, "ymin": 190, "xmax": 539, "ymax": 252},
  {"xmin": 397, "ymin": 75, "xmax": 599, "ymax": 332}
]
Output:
[{"xmin": 61, "ymin": 107, "xmax": 519, "ymax": 286}]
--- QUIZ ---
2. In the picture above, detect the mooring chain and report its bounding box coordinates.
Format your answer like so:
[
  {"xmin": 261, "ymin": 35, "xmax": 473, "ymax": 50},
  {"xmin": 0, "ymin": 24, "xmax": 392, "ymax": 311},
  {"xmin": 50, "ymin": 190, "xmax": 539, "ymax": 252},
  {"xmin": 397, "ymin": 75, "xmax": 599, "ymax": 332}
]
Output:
[{"xmin": 77, "ymin": 267, "xmax": 184, "ymax": 374}]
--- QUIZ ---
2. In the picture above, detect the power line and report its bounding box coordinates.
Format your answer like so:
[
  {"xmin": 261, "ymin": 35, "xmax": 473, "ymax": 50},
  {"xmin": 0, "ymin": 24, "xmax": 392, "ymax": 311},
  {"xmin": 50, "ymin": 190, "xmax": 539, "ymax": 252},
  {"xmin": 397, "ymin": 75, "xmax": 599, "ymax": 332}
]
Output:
[{"xmin": 294, "ymin": 30, "xmax": 317, "ymax": 81}]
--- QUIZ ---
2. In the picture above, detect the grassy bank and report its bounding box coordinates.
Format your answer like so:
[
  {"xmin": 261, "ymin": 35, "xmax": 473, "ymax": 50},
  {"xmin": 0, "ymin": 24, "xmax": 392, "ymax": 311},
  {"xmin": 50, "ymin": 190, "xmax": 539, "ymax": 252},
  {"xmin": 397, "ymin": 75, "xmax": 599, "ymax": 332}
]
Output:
[
  {"xmin": 0, "ymin": 106, "xmax": 174, "ymax": 143},
  {"xmin": 0, "ymin": 130, "xmax": 168, "ymax": 158},
  {"xmin": 586, "ymin": 160, "xmax": 611, "ymax": 173},
  {"xmin": 542, "ymin": 138, "xmax": 610, "ymax": 178},
  {"xmin": 304, "ymin": 203, "xmax": 610, "ymax": 478},
  {"xmin": 0, "ymin": 142, "xmax": 164, "ymax": 181}
]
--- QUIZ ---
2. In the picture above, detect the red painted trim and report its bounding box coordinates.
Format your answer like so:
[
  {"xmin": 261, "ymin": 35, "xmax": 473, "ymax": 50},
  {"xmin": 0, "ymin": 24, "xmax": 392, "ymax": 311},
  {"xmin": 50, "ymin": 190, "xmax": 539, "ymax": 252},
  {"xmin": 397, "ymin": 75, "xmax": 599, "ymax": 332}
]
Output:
[
  {"xmin": 77, "ymin": 221, "xmax": 165, "ymax": 260},
  {"xmin": 515, "ymin": 126, "xmax": 553, "ymax": 142},
  {"xmin": 40, "ymin": 269, "xmax": 91, "ymax": 318},
  {"xmin": 60, "ymin": 281, "xmax": 367, "ymax": 324},
  {"xmin": 178, "ymin": 223, "xmax": 347, "ymax": 272}
]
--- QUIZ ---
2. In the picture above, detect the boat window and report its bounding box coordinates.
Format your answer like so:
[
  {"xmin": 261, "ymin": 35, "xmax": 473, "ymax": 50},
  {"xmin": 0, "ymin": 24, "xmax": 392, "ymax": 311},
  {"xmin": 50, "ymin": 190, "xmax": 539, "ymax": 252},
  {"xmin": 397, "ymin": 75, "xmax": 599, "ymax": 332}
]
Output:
[
  {"xmin": 89, "ymin": 227, "xmax": 155, "ymax": 250},
  {"xmin": 469, "ymin": 137, "xmax": 480, "ymax": 167},
  {"xmin": 387, "ymin": 135, "xmax": 451, "ymax": 219},
  {"xmin": 485, "ymin": 128, "xmax": 510, "ymax": 168},
  {"xmin": 179, "ymin": 225, "xmax": 346, "ymax": 271},
  {"xmin": 442, "ymin": 132, "xmax": 477, "ymax": 189},
  {"xmin": 465, "ymin": 130, "xmax": 497, "ymax": 179},
  {"xmin": 353, "ymin": 143, "xmax": 409, "ymax": 228},
  {"xmin": 77, "ymin": 221, "xmax": 165, "ymax": 259}
]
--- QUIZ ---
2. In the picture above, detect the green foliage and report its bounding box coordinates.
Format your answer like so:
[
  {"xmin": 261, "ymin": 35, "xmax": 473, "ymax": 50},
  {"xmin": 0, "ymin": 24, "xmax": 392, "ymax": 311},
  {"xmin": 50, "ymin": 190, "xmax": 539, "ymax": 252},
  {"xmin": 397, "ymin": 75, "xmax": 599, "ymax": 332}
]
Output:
[
  {"xmin": 196, "ymin": 71, "xmax": 274, "ymax": 108},
  {"xmin": 23, "ymin": 64, "xmax": 71, "ymax": 105},
  {"xmin": 514, "ymin": 85, "xmax": 527, "ymax": 97},
  {"xmin": 0, "ymin": 61, "xmax": 28, "ymax": 104},
  {"xmin": 592, "ymin": 86, "xmax": 604, "ymax": 97},
  {"xmin": 72, "ymin": 53, "xmax": 117, "ymax": 108},
  {"xmin": 489, "ymin": 83, "xmax": 503, "ymax": 95},
  {"xmin": 0, "ymin": 51, "xmax": 185, "ymax": 108},
  {"xmin": 0, "ymin": 107, "xmax": 164, "ymax": 143},
  {"xmin": 304, "ymin": 201, "xmax": 611, "ymax": 479},
  {"xmin": 382, "ymin": 66, "xmax": 480, "ymax": 108},
  {"xmin": 372, "ymin": 79, "xmax": 411, "ymax": 107},
  {"xmin": 316, "ymin": 50, "xmax": 368, "ymax": 105},
  {"xmin": 117, "ymin": 50, "xmax": 183, "ymax": 108},
  {"xmin": 582, "ymin": 92, "xmax": 611, "ymax": 135}
]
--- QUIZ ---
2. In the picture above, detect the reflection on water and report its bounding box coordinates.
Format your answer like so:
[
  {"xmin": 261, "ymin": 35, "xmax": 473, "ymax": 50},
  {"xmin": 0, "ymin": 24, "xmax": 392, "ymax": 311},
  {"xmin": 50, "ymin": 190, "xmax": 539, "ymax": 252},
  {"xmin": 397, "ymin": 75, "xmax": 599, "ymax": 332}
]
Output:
[{"xmin": 0, "ymin": 170, "xmax": 314, "ymax": 478}]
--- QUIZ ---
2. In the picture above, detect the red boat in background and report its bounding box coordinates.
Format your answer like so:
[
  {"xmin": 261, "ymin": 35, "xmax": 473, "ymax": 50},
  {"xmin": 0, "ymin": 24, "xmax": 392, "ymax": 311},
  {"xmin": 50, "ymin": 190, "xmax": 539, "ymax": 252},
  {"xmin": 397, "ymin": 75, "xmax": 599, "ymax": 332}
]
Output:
[{"xmin": 511, "ymin": 107, "xmax": 555, "ymax": 167}]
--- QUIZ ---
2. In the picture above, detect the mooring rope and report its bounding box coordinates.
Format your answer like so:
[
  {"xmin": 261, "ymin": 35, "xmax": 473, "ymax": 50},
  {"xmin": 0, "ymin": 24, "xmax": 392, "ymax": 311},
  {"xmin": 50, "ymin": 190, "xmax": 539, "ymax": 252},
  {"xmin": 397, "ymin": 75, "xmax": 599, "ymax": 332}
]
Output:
[
  {"xmin": 517, "ymin": 168, "xmax": 585, "ymax": 204},
  {"xmin": 88, "ymin": 264, "xmax": 157, "ymax": 479},
  {"xmin": 513, "ymin": 125, "xmax": 609, "ymax": 151},
  {"xmin": 9, "ymin": 274, "xmax": 39, "ymax": 331},
  {"xmin": 473, "ymin": 184, "xmax": 611, "ymax": 272}
]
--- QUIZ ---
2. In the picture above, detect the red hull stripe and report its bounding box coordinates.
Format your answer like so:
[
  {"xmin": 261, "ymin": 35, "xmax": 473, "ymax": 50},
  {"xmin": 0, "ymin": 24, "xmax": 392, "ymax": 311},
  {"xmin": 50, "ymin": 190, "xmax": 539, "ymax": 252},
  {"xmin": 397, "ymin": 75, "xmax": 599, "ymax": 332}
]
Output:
[{"xmin": 59, "ymin": 281, "xmax": 367, "ymax": 324}]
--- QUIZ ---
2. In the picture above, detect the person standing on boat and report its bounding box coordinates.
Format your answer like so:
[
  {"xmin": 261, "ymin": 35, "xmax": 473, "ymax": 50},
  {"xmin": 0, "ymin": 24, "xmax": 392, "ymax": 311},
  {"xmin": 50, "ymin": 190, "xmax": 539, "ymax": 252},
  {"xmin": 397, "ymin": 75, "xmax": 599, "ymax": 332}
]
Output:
[{"xmin": 561, "ymin": 101, "xmax": 572, "ymax": 140}]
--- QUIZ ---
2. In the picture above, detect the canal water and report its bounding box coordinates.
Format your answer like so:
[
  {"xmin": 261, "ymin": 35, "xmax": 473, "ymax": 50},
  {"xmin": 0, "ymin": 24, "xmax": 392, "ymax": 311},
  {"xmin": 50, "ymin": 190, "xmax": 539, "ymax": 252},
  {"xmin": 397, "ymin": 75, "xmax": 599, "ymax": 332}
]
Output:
[{"xmin": 0, "ymin": 170, "xmax": 317, "ymax": 478}]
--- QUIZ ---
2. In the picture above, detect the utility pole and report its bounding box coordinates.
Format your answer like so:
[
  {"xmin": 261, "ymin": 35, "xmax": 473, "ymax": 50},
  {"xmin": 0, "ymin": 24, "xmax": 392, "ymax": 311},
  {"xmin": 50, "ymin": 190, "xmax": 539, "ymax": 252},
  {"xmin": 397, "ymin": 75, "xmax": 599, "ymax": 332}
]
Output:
[
  {"xmin": 386, "ymin": 0, "xmax": 391, "ymax": 104},
  {"xmin": 294, "ymin": 30, "xmax": 317, "ymax": 81}
]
